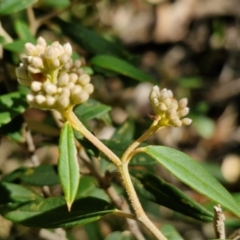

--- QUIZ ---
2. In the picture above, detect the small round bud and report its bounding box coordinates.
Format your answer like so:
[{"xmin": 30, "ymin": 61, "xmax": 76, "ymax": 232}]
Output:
[
  {"xmin": 46, "ymin": 95, "xmax": 56, "ymax": 106},
  {"xmin": 77, "ymin": 74, "xmax": 90, "ymax": 85},
  {"xmin": 25, "ymin": 43, "xmax": 37, "ymax": 55},
  {"xmin": 66, "ymin": 82, "xmax": 75, "ymax": 89},
  {"xmin": 31, "ymin": 81, "xmax": 42, "ymax": 92},
  {"xmin": 72, "ymin": 91, "xmax": 89, "ymax": 104},
  {"xmin": 73, "ymin": 60, "xmax": 81, "ymax": 68},
  {"xmin": 83, "ymin": 84, "xmax": 94, "ymax": 94},
  {"xmin": 57, "ymin": 96, "xmax": 70, "ymax": 109},
  {"xmin": 35, "ymin": 94, "xmax": 46, "ymax": 105},
  {"xmin": 61, "ymin": 88, "xmax": 70, "ymax": 97},
  {"xmin": 69, "ymin": 73, "xmax": 78, "ymax": 83},
  {"xmin": 58, "ymin": 72, "xmax": 69, "ymax": 86},
  {"xmin": 43, "ymin": 83, "xmax": 57, "ymax": 95},
  {"xmin": 31, "ymin": 57, "xmax": 43, "ymax": 68},
  {"xmin": 70, "ymin": 85, "xmax": 82, "ymax": 95},
  {"xmin": 26, "ymin": 93, "xmax": 35, "ymax": 103}
]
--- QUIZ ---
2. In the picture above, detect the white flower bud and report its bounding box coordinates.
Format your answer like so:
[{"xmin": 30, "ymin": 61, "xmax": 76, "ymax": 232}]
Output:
[
  {"xmin": 73, "ymin": 60, "xmax": 81, "ymax": 68},
  {"xmin": 44, "ymin": 46, "xmax": 58, "ymax": 59},
  {"xmin": 72, "ymin": 91, "xmax": 89, "ymax": 104},
  {"xmin": 36, "ymin": 45, "xmax": 45, "ymax": 55},
  {"xmin": 83, "ymin": 84, "xmax": 94, "ymax": 94},
  {"xmin": 57, "ymin": 96, "xmax": 70, "ymax": 109},
  {"xmin": 179, "ymin": 108, "xmax": 189, "ymax": 117},
  {"xmin": 77, "ymin": 74, "xmax": 90, "ymax": 86},
  {"xmin": 59, "ymin": 53, "xmax": 70, "ymax": 64},
  {"xmin": 169, "ymin": 117, "xmax": 182, "ymax": 127},
  {"xmin": 61, "ymin": 88, "xmax": 70, "ymax": 97},
  {"xmin": 26, "ymin": 93, "xmax": 35, "ymax": 103},
  {"xmin": 31, "ymin": 57, "xmax": 43, "ymax": 68},
  {"xmin": 35, "ymin": 94, "xmax": 46, "ymax": 105},
  {"xmin": 43, "ymin": 83, "xmax": 57, "ymax": 95},
  {"xmin": 31, "ymin": 81, "xmax": 42, "ymax": 92},
  {"xmin": 70, "ymin": 85, "xmax": 82, "ymax": 95},
  {"xmin": 37, "ymin": 37, "xmax": 47, "ymax": 48},
  {"xmin": 25, "ymin": 43, "xmax": 37, "ymax": 55},
  {"xmin": 46, "ymin": 95, "xmax": 56, "ymax": 106},
  {"xmin": 63, "ymin": 43, "xmax": 72, "ymax": 55},
  {"xmin": 178, "ymin": 98, "xmax": 188, "ymax": 109},
  {"xmin": 182, "ymin": 118, "xmax": 192, "ymax": 126},
  {"xmin": 66, "ymin": 82, "xmax": 75, "ymax": 89},
  {"xmin": 163, "ymin": 98, "xmax": 172, "ymax": 107},
  {"xmin": 58, "ymin": 72, "xmax": 69, "ymax": 86},
  {"xmin": 69, "ymin": 73, "xmax": 78, "ymax": 83}
]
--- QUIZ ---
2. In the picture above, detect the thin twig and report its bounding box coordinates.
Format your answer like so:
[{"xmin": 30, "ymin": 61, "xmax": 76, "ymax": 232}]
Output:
[{"xmin": 213, "ymin": 204, "xmax": 225, "ymax": 239}]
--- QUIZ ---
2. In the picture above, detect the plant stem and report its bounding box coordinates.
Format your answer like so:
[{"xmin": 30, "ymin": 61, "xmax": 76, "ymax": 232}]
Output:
[
  {"xmin": 119, "ymin": 163, "xmax": 167, "ymax": 240},
  {"xmin": 63, "ymin": 110, "xmax": 121, "ymax": 167},
  {"xmin": 121, "ymin": 121, "xmax": 161, "ymax": 163},
  {"xmin": 64, "ymin": 110, "xmax": 167, "ymax": 240}
]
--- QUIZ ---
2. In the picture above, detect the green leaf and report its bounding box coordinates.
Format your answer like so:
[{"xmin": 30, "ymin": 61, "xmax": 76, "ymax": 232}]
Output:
[
  {"xmin": 161, "ymin": 224, "xmax": 184, "ymax": 240},
  {"xmin": 91, "ymin": 55, "xmax": 156, "ymax": 83},
  {"xmin": 1, "ymin": 196, "xmax": 116, "ymax": 228},
  {"xmin": 131, "ymin": 170, "xmax": 213, "ymax": 222},
  {"xmin": 3, "ymin": 40, "xmax": 29, "ymax": 52},
  {"xmin": 144, "ymin": 146, "xmax": 240, "ymax": 218},
  {"xmin": 38, "ymin": 0, "xmax": 70, "ymax": 8},
  {"xmin": 0, "ymin": 0, "xmax": 35, "ymax": 16},
  {"xmin": 14, "ymin": 20, "xmax": 35, "ymax": 42},
  {"xmin": 105, "ymin": 231, "xmax": 134, "ymax": 240},
  {"xmin": 77, "ymin": 176, "xmax": 109, "ymax": 201},
  {"xmin": 1, "ymin": 167, "xmax": 27, "ymax": 183},
  {"xmin": 58, "ymin": 122, "xmax": 80, "ymax": 210},
  {"xmin": 57, "ymin": 19, "xmax": 129, "ymax": 59},
  {"xmin": 111, "ymin": 119, "xmax": 135, "ymax": 142},
  {"xmin": 74, "ymin": 98, "xmax": 111, "ymax": 122},
  {"xmin": 0, "ymin": 182, "xmax": 42, "ymax": 204},
  {"xmin": 0, "ymin": 91, "xmax": 28, "ymax": 127},
  {"xmin": 20, "ymin": 165, "xmax": 59, "ymax": 186}
]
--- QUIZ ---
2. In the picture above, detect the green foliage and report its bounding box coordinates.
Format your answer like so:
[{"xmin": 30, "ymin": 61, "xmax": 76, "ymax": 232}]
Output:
[
  {"xmin": 144, "ymin": 146, "xmax": 240, "ymax": 218},
  {"xmin": 131, "ymin": 170, "xmax": 214, "ymax": 222},
  {"xmin": 58, "ymin": 122, "xmax": 80, "ymax": 210},
  {"xmin": 1, "ymin": 1, "xmax": 240, "ymax": 239},
  {"xmin": 0, "ymin": 196, "xmax": 116, "ymax": 228}
]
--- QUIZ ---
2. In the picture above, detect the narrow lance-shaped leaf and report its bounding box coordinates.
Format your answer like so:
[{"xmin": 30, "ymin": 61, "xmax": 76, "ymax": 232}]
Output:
[
  {"xmin": 0, "ymin": 196, "xmax": 117, "ymax": 228},
  {"xmin": 144, "ymin": 146, "xmax": 240, "ymax": 218},
  {"xmin": 90, "ymin": 55, "xmax": 156, "ymax": 84},
  {"xmin": 58, "ymin": 122, "xmax": 80, "ymax": 211},
  {"xmin": 131, "ymin": 170, "xmax": 213, "ymax": 222}
]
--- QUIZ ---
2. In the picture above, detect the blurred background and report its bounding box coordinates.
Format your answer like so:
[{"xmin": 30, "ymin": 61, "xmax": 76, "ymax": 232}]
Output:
[{"xmin": 1, "ymin": 0, "xmax": 240, "ymax": 239}]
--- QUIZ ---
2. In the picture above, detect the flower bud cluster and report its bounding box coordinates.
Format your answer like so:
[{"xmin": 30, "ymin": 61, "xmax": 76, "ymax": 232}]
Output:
[
  {"xmin": 16, "ymin": 37, "xmax": 94, "ymax": 111},
  {"xmin": 149, "ymin": 86, "xmax": 192, "ymax": 127}
]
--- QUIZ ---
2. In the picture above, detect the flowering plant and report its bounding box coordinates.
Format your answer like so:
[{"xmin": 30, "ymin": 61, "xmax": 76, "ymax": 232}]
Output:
[{"xmin": 1, "ymin": 2, "xmax": 240, "ymax": 240}]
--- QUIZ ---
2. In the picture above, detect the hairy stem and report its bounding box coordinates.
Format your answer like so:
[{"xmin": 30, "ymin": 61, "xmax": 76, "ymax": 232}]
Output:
[
  {"xmin": 121, "ymin": 121, "xmax": 161, "ymax": 163},
  {"xmin": 119, "ymin": 163, "xmax": 167, "ymax": 240}
]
